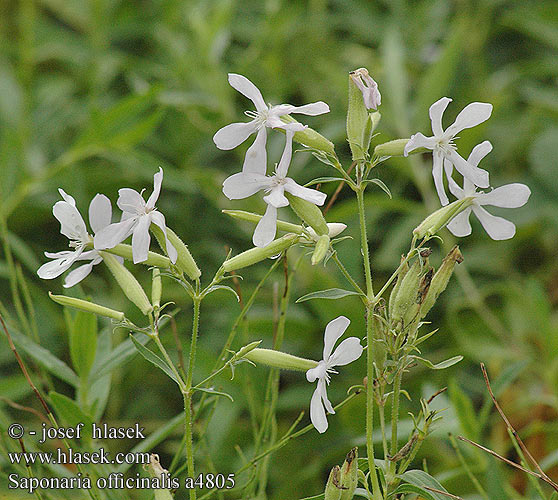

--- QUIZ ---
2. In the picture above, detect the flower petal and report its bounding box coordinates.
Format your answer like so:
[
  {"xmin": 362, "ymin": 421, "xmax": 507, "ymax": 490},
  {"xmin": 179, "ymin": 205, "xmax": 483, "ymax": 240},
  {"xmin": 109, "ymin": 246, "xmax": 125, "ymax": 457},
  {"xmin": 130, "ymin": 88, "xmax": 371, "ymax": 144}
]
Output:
[
  {"xmin": 446, "ymin": 102, "xmax": 493, "ymax": 137},
  {"xmin": 94, "ymin": 218, "xmax": 136, "ymax": 250},
  {"xmin": 228, "ymin": 73, "xmax": 267, "ymax": 112},
  {"xmin": 432, "ymin": 150, "xmax": 449, "ymax": 206},
  {"xmin": 37, "ymin": 247, "xmax": 84, "ymax": 280},
  {"xmin": 89, "ymin": 194, "xmax": 112, "ymax": 234},
  {"xmin": 323, "ymin": 316, "xmax": 351, "ymax": 361},
  {"xmin": 472, "ymin": 205, "xmax": 516, "ymax": 240},
  {"xmin": 276, "ymin": 130, "xmax": 294, "ymax": 178},
  {"xmin": 310, "ymin": 384, "xmax": 328, "ymax": 434},
  {"xmin": 446, "ymin": 208, "xmax": 473, "ymax": 237},
  {"xmin": 146, "ymin": 167, "xmax": 163, "ymax": 210},
  {"xmin": 476, "ymin": 183, "xmax": 531, "ymax": 208},
  {"xmin": 53, "ymin": 201, "xmax": 88, "ymax": 241},
  {"xmin": 329, "ymin": 337, "xmax": 364, "ymax": 367},
  {"xmin": 467, "ymin": 140, "xmax": 493, "ymax": 168},
  {"xmin": 63, "ymin": 262, "xmax": 95, "ymax": 288},
  {"xmin": 263, "ymin": 186, "xmax": 289, "ymax": 208},
  {"xmin": 213, "ymin": 121, "xmax": 258, "ymax": 150},
  {"xmin": 150, "ymin": 211, "xmax": 178, "ymax": 263},
  {"xmin": 253, "ymin": 204, "xmax": 277, "ymax": 248},
  {"xmin": 403, "ymin": 132, "xmax": 435, "ymax": 156},
  {"xmin": 272, "ymin": 102, "xmax": 330, "ymax": 117},
  {"xmin": 319, "ymin": 378, "xmax": 335, "ymax": 414},
  {"xmin": 284, "ymin": 179, "xmax": 327, "ymax": 206},
  {"xmin": 447, "ymin": 150, "xmax": 489, "ymax": 188},
  {"xmin": 117, "ymin": 188, "xmax": 145, "ymax": 214},
  {"xmin": 58, "ymin": 188, "xmax": 76, "ymax": 206},
  {"xmin": 242, "ymin": 127, "xmax": 268, "ymax": 175},
  {"xmin": 222, "ymin": 172, "xmax": 269, "ymax": 200},
  {"xmin": 131, "ymin": 214, "xmax": 151, "ymax": 264},
  {"xmin": 429, "ymin": 97, "xmax": 452, "ymax": 136}
]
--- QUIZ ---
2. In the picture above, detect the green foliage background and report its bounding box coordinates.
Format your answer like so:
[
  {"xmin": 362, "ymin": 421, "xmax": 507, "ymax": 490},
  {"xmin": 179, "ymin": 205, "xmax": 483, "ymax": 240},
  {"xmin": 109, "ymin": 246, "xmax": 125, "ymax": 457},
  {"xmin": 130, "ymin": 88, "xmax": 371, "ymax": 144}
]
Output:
[{"xmin": 1, "ymin": 0, "xmax": 557, "ymax": 498}]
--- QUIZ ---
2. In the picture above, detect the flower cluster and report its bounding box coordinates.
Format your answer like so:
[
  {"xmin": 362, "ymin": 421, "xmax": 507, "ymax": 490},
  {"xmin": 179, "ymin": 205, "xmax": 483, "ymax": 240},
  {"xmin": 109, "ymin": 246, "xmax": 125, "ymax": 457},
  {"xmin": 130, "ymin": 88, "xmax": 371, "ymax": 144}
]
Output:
[
  {"xmin": 214, "ymin": 74, "xmax": 329, "ymax": 247},
  {"xmin": 405, "ymin": 97, "xmax": 530, "ymax": 239},
  {"xmin": 37, "ymin": 168, "xmax": 177, "ymax": 287}
]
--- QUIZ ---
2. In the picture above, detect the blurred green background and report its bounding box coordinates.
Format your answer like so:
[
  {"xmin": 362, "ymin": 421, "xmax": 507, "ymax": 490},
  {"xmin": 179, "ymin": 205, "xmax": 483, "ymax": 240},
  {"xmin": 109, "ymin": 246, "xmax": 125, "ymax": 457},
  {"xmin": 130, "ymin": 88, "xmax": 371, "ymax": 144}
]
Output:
[{"xmin": 1, "ymin": 0, "xmax": 558, "ymax": 498}]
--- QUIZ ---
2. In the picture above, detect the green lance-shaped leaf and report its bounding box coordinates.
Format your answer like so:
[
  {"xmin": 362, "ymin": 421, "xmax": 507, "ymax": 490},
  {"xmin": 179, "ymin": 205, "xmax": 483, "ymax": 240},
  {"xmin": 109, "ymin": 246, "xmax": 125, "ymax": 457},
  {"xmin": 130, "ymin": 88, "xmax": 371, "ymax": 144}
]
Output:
[
  {"xmin": 339, "ymin": 447, "xmax": 359, "ymax": 500},
  {"xmin": 420, "ymin": 245, "xmax": 463, "ymax": 319},
  {"xmin": 396, "ymin": 470, "xmax": 454, "ymax": 500},
  {"xmin": 151, "ymin": 225, "xmax": 201, "ymax": 280},
  {"xmin": 100, "ymin": 252, "xmax": 153, "ymax": 315},
  {"xmin": 69, "ymin": 309, "xmax": 97, "ymax": 379},
  {"xmin": 129, "ymin": 335, "xmax": 179, "ymax": 384},
  {"xmin": 49, "ymin": 391, "xmax": 94, "ymax": 442},
  {"xmin": 244, "ymin": 348, "xmax": 318, "ymax": 372},
  {"xmin": 223, "ymin": 233, "xmax": 299, "ymax": 272},
  {"xmin": 296, "ymin": 288, "xmax": 363, "ymax": 303},
  {"xmin": 285, "ymin": 193, "xmax": 328, "ymax": 236},
  {"xmin": 49, "ymin": 292, "xmax": 125, "ymax": 322}
]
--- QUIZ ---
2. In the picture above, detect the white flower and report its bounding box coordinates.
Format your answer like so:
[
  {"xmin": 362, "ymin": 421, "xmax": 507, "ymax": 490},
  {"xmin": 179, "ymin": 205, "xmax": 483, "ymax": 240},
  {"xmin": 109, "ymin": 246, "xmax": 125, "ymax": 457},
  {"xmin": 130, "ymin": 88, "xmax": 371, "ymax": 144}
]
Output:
[
  {"xmin": 94, "ymin": 168, "xmax": 177, "ymax": 264},
  {"xmin": 446, "ymin": 141, "xmax": 531, "ymax": 240},
  {"xmin": 222, "ymin": 130, "xmax": 327, "ymax": 247},
  {"xmin": 37, "ymin": 190, "xmax": 114, "ymax": 288},
  {"xmin": 404, "ymin": 97, "xmax": 492, "ymax": 206},
  {"xmin": 306, "ymin": 316, "xmax": 363, "ymax": 434},
  {"xmin": 213, "ymin": 73, "xmax": 329, "ymax": 173},
  {"xmin": 350, "ymin": 68, "xmax": 381, "ymax": 110}
]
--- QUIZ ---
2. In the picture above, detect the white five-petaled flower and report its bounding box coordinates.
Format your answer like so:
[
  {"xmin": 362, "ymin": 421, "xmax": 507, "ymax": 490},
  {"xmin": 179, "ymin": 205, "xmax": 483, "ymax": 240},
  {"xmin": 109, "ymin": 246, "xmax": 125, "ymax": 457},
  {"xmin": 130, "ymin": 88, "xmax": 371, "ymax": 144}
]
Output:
[
  {"xmin": 404, "ymin": 97, "xmax": 492, "ymax": 206},
  {"xmin": 306, "ymin": 316, "xmax": 363, "ymax": 434},
  {"xmin": 445, "ymin": 141, "xmax": 531, "ymax": 240},
  {"xmin": 213, "ymin": 73, "xmax": 330, "ymax": 173},
  {"xmin": 350, "ymin": 68, "xmax": 381, "ymax": 110},
  {"xmin": 94, "ymin": 168, "xmax": 177, "ymax": 264},
  {"xmin": 222, "ymin": 130, "xmax": 327, "ymax": 247},
  {"xmin": 37, "ymin": 190, "xmax": 114, "ymax": 288}
]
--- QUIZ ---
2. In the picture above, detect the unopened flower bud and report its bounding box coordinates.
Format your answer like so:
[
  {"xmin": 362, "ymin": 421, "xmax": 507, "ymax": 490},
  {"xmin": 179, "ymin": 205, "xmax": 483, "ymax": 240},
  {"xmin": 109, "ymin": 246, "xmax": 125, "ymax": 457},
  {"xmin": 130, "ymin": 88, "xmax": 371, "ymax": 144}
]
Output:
[
  {"xmin": 222, "ymin": 210, "xmax": 304, "ymax": 234},
  {"xmin": 311, "ymin": 234, "xmax": 330, "ymax": 265},
  {"xmin": 414, "ymin": 197, "xmax": 474, "ymax": 240},
  {"xmin": 49, "ymin": 292, "xmax": 125, "ymax": 321},
  {"xmin": 324, "ymin": 465, "xmax": 342, "ymax": 500},
  {"xmin": 390, "ymin": 259, "xmax": 422, "ymax": 326},
  {"xmin": 151, "ymin": 268, "xmax": 162, "ymax": 309},
  {"xmin": 102, "ymin": 244, "xmax": 171, "ymax": 268},
  {"xmin": 420, "ymin": 246, "xmax": 463, "ymax": 319},
  {"xmin": 223, "ymin": 233, "xmax": 299, "ymax": 272},
  {"xmin": 339, "ymin": 448, "xmax": 358, "ymax": 500},
  {"xmin": 145, "ymin": 454, "xmax": 173, "ymax": 500},
  {"xmin": 388, "ymin": 256, "xmax": 409, "ymax": 319},
  {"xmin": 151, "ymin": 225, "xmax": 201, "ymax": 280},
  {"xmin": 244, "ymin": 348, "xmax": 318, "ymax": 372},
  {"xmin": 306, "ymin": 223, "xmax": 347, "ymax": 241},
  {"xmin": 402, "ymin": 267, "xmax": 433, "ymax": 328},
  {"xmin": 100, "ymin": 252, "xmax": 153, "ymax": 315},
  {"xmin": 350, "ymin": 68, "xmax": 381, "ymax": 111},
  {"xmin": 285, "ymin": 193, "xmax": 328, "ymax": 236},
  {"xmin": 374, "ymin": 139, "xmax": 410, "ymax": 158},
  {"xmin": 279, "ymin": 115, "xmax": 336, "ymax": 156}
]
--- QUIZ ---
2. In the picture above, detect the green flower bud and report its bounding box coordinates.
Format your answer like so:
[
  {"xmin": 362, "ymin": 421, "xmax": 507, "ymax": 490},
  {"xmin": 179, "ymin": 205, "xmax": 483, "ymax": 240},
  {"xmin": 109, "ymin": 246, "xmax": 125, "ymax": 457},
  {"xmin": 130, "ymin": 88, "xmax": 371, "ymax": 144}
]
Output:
[
  {"xmin": 100, "ymin": 252, "xmax": 153, "ymax": 315},
  {"xmin": 374, "ymin": 139, "xmax": 410, "ymax": 158},
  {"xmin": 420, "ymin": 246, "xmax": 463, "ymax": 319},
  {"xmin": 145, "ymin": 454, "xmax": 173, "ymax": 500},
  {"xmin": 244, "ymin": 348, "xmax": 318, "ymax": 372},
  {"xmin": 311, "ymin": 234, "xmax": 330, "ymax": 265},
  {"xmin": 285, "ymin": 193, "xmax": 328, "ymax": 236},
  {"xmin": 151, "ymin": 268, "xmax": 162, "ymax": 309},
  {"xmin": 324, "ymin": 465, "xmax": 342, "ymax": 500},
  {"xmin": 223, "ymin": 233, "xmax": 299, "ymax": 272},
  {"xmin": 390, "ymin": 260, "xmax": 422, "ymax": 326},
  {"xmin": 102, "ymin": 244, "xmax": 171, "ymax": 268},
  {"xmin": 414, "ymin": 198, "xmax": 474, "ymax": 240},
  {"xmin": 347, "ymin": 71, "xmax": 370, "ymax": 161},
  {"xmin": 222, "ymin": 210, "xmax": 304, "ymax": 234},
  {"xmin": 280, "ymin": 115, "xmax": 336, "ymax": 156},
  {"xmin": 339, "ymin": 448, "xmax": 358, "ymax": 500},
  {"xmin": 402, "ymin": 267, "xmax": 433, "ymax": 328},
  {"xmin": 49, "ymin": 292, "xmax": 125, "ymax": 321},
  {"xmin": 388, "ymin": 256, "xmax": 409, "ymax": 319},
  {"xmin": 151, "ymin": 225, "xmax": 201, "ymax": 281},
  {"xmin": 372, "ymin": 306, "xmax": 387, "ymax": 371}
]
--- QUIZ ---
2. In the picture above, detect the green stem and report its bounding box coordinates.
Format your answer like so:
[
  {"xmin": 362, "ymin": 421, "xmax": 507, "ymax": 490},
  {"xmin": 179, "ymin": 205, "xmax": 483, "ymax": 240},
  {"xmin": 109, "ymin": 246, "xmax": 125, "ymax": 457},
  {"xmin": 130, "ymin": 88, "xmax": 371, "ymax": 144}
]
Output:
[
  {"xmin": 388, "ymin": 368, "xmax": 403, "ymax": 481},
  {"xmin": 331, "ymin": 252, "xmax": 367, "ymax": 298},
  {"xmin": 356, "ymin": 188, "xmax": 374, "ymax": 299},
  {"xmin": 186, "ymin": 294, "xmax": 201, "ymax": 390}
]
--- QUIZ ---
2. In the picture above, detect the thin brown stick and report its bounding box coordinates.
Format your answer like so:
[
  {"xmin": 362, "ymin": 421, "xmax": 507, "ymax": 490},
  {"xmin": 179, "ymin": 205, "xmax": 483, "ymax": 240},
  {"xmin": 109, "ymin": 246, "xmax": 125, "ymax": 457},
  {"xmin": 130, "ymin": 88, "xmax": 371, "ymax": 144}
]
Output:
[
  {"xmin": 0, "ymin": 314, "xmax": 50, "ymax": 416},
  {"xmin": 457, "ymin": 436, "xmax": 558, "ymax": 491},
  {"xmin": 324, "ymin": 161, "xmax": 356, "ymax": 214},
  {"xmin": 481, "ymin": 362, "xmax": 558, "ymax": 489},
  {"xmin": 424, "ymin": 486, "xmax": 463, "ymax": 500},
  {"xmin": 0, "ymin": 397, "xmax": 48, "ymax": 424},
  {"xmin": 427, "ymin": 386, "xmax": 447, "ymax": 404}
]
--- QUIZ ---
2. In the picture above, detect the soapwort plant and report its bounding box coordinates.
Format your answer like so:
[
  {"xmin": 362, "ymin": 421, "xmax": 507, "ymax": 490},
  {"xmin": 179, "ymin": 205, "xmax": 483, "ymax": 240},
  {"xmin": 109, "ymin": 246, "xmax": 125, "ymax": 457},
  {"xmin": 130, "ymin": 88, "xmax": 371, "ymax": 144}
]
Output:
[{"xmin": 17, "ymin": 67, "xmax": 534, "ymax": 500}]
